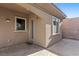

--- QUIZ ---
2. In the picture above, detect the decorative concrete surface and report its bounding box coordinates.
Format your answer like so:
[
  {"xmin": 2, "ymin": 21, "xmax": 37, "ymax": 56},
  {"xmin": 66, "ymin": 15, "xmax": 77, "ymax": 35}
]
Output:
[{"xmin": 48, "ymin": 39, "xmax": 79, "ymax": 56}]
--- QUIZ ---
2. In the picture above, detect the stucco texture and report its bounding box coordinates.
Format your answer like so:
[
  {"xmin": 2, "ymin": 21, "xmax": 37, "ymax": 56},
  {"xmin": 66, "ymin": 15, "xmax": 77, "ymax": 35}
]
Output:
[
  {"xmin": 0, "ymin": 4, "xmax": 63, "ymax": 48},
  {"xmin": 0, "ymin": 7, "xmax": 28, "ymax": 48}
]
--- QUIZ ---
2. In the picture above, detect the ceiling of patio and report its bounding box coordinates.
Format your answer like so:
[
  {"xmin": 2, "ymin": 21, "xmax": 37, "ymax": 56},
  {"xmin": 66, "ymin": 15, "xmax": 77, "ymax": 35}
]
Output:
[
  {"xmin": 0, "ymin": 3, "xmax": 32, "ymax": 15},
  {"xmin": 0, "ymin": 3, "xmax": 66, "ymax": 19}
]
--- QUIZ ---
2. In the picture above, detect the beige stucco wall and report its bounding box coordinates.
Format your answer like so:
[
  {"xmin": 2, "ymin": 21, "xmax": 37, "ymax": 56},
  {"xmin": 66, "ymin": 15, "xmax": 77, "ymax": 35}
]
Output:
[
  {"xmin": 29, "ymin": 5, "xmax": 62, "ymax": 48},
  {"xmin": 0, "ymin": 4, "xmax": 48, "ymax": 48},
  {"xmin": 31, "ymin": 4, "xmax": 62, "ymax": 47},
  {"xmin": 45, "ymin": 18, "xmax": 62, "ymax": 47},
  {"xmin": 0, "ymin": 4, "xmax": 63, "ymax": 48},
  {"xmin": 0, "ymin": 7, "xmax": 28, "ymax": 48},
  {"xmin": 17, "ymin": 4, "xmax": 47, "ymax": 47},
  {"xmin": 15, "ymin": 4, "xmax": 63, "ymax": 48},
  {"xmin": 62, "ymin": 18, "xmax": 79, "ymax": 39},
  {"xmin": 28, "ymin": 5, "xmax": 48, "ymax": 47}
]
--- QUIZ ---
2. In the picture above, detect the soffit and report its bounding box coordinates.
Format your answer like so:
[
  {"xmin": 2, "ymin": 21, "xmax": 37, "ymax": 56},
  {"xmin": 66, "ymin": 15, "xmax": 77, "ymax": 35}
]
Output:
[{"xmin": 31, "ymin": 3, "xmax": 66, "ymax": 19}]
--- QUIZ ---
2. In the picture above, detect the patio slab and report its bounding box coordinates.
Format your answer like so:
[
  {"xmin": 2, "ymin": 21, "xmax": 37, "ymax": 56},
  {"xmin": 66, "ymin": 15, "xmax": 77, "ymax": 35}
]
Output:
[
  {"xmin": 0, "ymin": 38, "xmax": 78, "ymax": 56},
  {"xmin": 48, "ymin": 38, "xmax": 79, "ymax": 56},
  {"xmin": 0, "ymin": 43, "xmax": 58, "ymax": 56}
]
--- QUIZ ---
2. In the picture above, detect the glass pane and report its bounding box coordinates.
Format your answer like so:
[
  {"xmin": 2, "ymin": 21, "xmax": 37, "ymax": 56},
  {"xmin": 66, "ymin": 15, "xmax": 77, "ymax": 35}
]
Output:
[
  {"xmin": 53, "ymin": 21, "xmax": 57, "ymax": 25},
  {"xmin": 56, "ymin": 22, "xmax": 59, "ymax": 33},
  {"xmin": 52, "ymin": 17, "xmax": 59, "ymax": 34},
  {"xmin": 16, "ymin": 18, "xmax": 25, "ymax": 30}
]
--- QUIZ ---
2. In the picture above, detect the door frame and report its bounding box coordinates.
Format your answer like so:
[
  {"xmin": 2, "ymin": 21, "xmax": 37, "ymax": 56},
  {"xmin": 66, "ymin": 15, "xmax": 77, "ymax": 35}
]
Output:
[{"xmin": 27, "ymin": 19, "xmax": 35, "ymax": 44}]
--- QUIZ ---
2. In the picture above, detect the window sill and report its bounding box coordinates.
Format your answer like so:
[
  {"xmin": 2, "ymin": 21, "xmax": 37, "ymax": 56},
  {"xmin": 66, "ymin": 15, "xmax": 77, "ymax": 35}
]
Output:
[
  {"xmin": 53, "ymin": 33, "xmax": 60, "ymax": 36},
  {"xmin": 14, "ymin": 30, "xmax": 27, "ymax": 32}
]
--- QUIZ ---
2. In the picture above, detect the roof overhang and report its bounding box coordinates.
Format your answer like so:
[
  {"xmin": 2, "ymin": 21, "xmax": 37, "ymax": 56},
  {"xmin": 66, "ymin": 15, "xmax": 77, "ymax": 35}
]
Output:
[
  {"xmin": 0, "ymin": 3, "xmax": 66, "ymax": 20},
  {"xmin": 0, "ymin": 3, "xmax": 33, "ymax": 15},
  {"xmin": 31, "ymin": 3, "xmax": 66, "ymax": 19}
]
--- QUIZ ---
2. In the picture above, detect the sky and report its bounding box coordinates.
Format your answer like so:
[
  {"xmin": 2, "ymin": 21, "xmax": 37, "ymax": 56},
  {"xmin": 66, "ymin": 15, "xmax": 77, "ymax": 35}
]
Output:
[{"xmin": 56, "ymin": 3, "xmax": 79, "ymax": 18}]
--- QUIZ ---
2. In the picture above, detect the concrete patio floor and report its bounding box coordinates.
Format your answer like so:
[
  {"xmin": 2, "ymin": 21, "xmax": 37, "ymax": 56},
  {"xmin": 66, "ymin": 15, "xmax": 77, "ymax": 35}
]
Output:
[
  {"xmin": 48, "ymin": 38, "xmax": 79, "ymax": 56},
  {"xmin": 0, "ymin": 43, "xmax": 58, "ymax": 56},
  {"xmin": 0, "ymin": 39, "xmax": 79, "ymax": 56}
]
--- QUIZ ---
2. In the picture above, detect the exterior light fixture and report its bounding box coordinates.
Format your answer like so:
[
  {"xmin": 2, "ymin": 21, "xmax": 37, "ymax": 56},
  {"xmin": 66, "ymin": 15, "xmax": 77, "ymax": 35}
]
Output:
[{"xmin": 6, "ymin": 18, "xmax": 11, "ymax": 23}]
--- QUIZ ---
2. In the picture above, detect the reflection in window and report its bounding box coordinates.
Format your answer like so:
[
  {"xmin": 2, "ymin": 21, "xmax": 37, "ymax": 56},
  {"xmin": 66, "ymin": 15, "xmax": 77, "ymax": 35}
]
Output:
[
  {"xmin": 16, "ymin": 17, "xmax": 26, "ymax": 31},
  {"xmin": 52, "ymin": 16, "xmax": 60, "ymax": 35}
]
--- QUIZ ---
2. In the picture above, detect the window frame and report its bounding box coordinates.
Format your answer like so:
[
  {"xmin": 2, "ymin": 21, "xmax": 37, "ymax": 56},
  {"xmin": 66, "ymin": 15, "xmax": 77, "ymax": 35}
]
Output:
[
  {"xmin": 15, "ymin": 16, "xmax": 27, "ymax": 32},
  {"xmin": 52, "ymin": 16, "xmax": 60, "ymax": 35}
]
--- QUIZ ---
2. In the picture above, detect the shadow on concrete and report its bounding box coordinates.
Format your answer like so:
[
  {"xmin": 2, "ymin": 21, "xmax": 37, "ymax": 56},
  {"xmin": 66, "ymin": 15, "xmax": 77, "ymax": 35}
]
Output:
[{"xmin": 0, "ymin": 43, "xmax": 44, "ymax": 56}]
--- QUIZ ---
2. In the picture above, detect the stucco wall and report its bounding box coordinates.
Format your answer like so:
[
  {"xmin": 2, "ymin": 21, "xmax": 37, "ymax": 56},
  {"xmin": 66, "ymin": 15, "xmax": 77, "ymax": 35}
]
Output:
[
  {"xmin": 0, "ymin": 7, "xmax": 28, "ymax": 48},
  {"xmin": 0, "ymin": 4, "xmax": 63, "ymax": 48},
  {"xmin": 62, "ymin": 18, "xmax": 79, "ymax": 39},
  {"xmin": 28, "ymin": 5, "xmax": 48, "ymax": 47},
  {"xmin": 27, "ymin": 4, "xmax": 62, "ymax": 47},
  {"xmin": 45, "ymin": 19, "xmax": 62, "ymax": 47},
  {"xmin": 16, "ymin": 4, "xmax": 63, "ymax": 48},
  {"xmin": 0, "ymin": 4, "xmax": 48, "ymax": 48}
]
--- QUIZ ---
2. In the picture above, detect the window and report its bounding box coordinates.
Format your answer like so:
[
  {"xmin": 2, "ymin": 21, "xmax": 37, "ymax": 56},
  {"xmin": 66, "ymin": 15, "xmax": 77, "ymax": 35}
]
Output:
[
  {"xmin": 52, "ymin": 16, "xmax": 60, "ymax": 35},
  {"xmin": 15, "ymin": 17, "xmax": 26, "ymax": 32}
]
